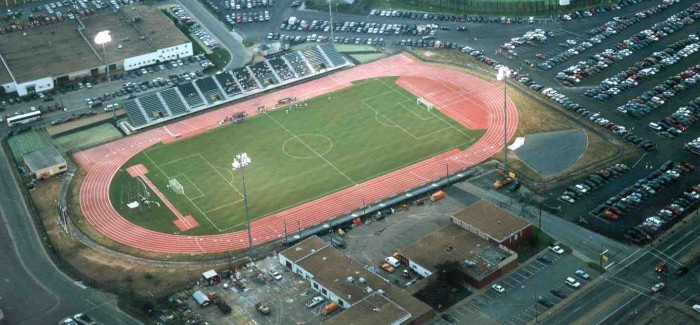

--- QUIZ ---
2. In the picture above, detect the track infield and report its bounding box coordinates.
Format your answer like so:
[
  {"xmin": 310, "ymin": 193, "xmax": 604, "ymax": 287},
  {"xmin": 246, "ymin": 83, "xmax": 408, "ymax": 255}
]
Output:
[
  {"xmin": 75, "ymin": 54, "xmax": 518, "ymax": 254},
  {"xmin": 111, "ymin": 77, "xmax": 484, "ymax": 235}
]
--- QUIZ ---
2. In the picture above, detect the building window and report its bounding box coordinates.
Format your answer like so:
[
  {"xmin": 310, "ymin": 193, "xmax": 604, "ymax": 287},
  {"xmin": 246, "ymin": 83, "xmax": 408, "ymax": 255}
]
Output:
[
  {"xmin": 338, "ymin": 301, "xmax": 344, "ymax": 307},
  {"xmin": 312, "ymin": 283, "xmax": 318, "ymax": 289}
]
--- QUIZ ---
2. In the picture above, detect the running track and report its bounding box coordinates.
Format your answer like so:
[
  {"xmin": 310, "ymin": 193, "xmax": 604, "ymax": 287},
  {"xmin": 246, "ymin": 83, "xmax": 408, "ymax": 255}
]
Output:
[{"xmin": 75, "ymin": 54, "xmax": 518, "ymax": 254}]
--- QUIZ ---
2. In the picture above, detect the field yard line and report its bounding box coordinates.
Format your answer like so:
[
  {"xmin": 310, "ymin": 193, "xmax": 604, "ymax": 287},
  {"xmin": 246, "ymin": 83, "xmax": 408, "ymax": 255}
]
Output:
[
  {"xmin": 196, "ymin": 153, "xmax": 245, "ymax": 198},
  {"xmin": 173, "ymin": 173, "xmax": 205, "ymax": 200},
  {"xmin": 158, "ymin": 153, "xmax": 201, "ymax": 168},
  {"xmin": 265, "ymin": 113, "xmax": 356, "ymax": 184},
  {"xmin": 352, "ymin": 140, "xmax": 473, "ymax": 184},
  {"xmin": 143, "ymin": 151, "xmax": 224, "ymax": 232},
  {"xmin": 361, "ymin": 100, "xmax": 418, "ymax": 139},
  {"xmin": 379, "ymin": 78, "xmax": 477, "ymax": 141},
  {"xmin": 204, "ymin": 199, "xmax": 244, "ymax": 214},
  {"xmin": 397, "ymin": 101, "xmax": 436, "ymax": 121}
]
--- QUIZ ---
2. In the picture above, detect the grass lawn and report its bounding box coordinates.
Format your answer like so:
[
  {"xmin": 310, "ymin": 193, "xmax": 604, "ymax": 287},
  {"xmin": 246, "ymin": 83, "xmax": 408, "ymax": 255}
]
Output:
[
  {"xmin": 110, "ymin": 77, "xmax": 484, "ymax": 235},
  {"xmin": 7, "ymin": 130, "xmax": 47, "ymax": 163},
  {"xmin": 350, "ymin": 53, "xmax": 387, "ymax": 63},
  {"xmin": 54, "ymin": 124, "xmax": 123, "ymax": 152}
]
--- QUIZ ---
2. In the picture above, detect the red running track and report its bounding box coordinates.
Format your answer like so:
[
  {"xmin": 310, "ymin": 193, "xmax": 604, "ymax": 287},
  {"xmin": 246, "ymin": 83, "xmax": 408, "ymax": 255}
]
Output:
[{"xmin": 75, "ymin": 54, "xmax": 518, "ymax": 254}]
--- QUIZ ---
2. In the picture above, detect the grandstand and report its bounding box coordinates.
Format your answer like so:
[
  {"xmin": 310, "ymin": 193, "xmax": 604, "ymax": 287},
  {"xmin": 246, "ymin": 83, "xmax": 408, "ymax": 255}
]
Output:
[
  {"xmin": 195, "ymin": 76, "xmax": 225, "ymax": 104},
  {"xmin": 215, "ymin": 71, "xmax": 242, "ymax": 96},
  {"xmin": 119, "ymin": 44, "xmax": 352, "ymax": 131}
]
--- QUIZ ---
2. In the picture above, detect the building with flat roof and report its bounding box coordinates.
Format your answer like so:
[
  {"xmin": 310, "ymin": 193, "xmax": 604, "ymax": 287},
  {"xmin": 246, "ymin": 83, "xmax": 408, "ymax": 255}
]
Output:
[
  {"xmin": 0, "ymin": 5, "xmax": 191, "ymax": 96},
  {"xmin": 279, "ymin": 236, "xmax": 433, "ymax": 324},
  {"xmin": 23, "ymin": 145, "xmax": 66, "ymax": 179},
  {"xmin": 397, "ymin": 223, "xmax": 518, "ymax": 289},
  {"xmin": 451, "ymin": 200, "xmax": 532, "ymax": 249}
]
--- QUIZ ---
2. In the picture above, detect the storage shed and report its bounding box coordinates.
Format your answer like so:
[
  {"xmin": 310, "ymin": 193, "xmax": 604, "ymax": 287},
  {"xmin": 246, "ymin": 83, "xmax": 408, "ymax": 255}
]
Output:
[
  {"xmin": 23, "ymin": 145, "xmax": 67, "ymax": 179},
  {"xmin": 192, "ymin": 290, "xmax": 211, "ymax": 307}
]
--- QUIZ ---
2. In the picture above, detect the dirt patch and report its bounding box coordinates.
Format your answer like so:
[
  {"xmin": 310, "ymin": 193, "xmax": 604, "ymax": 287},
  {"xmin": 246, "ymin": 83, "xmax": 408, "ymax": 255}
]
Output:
[
  {"xmin": 32, "ymin": 177, "xmax": 227, "ymax": 298},
  {"xmin": 47, "ymin": 109, "xmax": 125, "ymax": 136}
]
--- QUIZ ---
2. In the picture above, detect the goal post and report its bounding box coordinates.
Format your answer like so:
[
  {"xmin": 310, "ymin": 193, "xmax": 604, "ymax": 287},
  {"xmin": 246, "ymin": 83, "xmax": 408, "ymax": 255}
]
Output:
[
  {"xmin": 417, "ymin": 97, "xmax": 434, "ymax": 111},
  {"xmin": 169, "ymin": 179, "xmax": 184, "ymax": 195}
]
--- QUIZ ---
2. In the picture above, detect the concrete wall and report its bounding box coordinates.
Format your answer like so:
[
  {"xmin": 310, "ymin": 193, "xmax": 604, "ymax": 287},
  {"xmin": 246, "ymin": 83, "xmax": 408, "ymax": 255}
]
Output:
[
  {"xmin": 32, "ymin": 162, "xmax": 67, "ymax": 179},
  {"xmin": 500, "ymin": 225, "xmax": 532, "ymax": 249},
  {"xmin": 123, "ymin": 42, "xmax": 193, "ymax": 71}
]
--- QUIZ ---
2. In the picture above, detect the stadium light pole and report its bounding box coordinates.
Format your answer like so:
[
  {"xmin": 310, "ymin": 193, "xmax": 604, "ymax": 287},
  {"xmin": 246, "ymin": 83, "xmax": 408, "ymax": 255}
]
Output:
[
  {"xmin": 497, "ymin": 66, "xmax": 512, "ymax": 168},
  {"xmin": 232, "ymin": 153, "xmax": 255, "ymax": 260},
  {"xmin": 327, "ymin": 0, "xmax": 334, "ymax": 43},
  {"xmin": 94, "ymin": 30, "xmax": 113, "ymax": 118}
]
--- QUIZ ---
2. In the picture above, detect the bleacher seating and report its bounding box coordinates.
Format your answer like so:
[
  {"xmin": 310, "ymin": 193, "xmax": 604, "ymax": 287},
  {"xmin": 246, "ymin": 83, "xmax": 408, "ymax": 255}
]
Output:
[
  {"xmin": 284, "ymin": 52, "xmax": 312, "ymax": 77},
  {"xmin": 123, "ymin": 100, "xmax": 148, "ymax": 127},
  {"xmin": 161, "ymin": 88, "xmax": 188, "ymax": 115},
  {"xmin": 138, "ymin": 93, "xmax": 168, "ymax": 120},
  {"xmin": 232, "ymin": 67, "xmax": 258, "ymax": 92},
  {"xmin": 195, "ymin": 77, "xmax": 224, "ymax": 104},
  {"xmin": 178, "ymin": 83, "xmax": 204, "ymax": 108},
  {"xmin": 215, "ymin": 71, "xmax": 242, "ymax": 96},
  {"xmin": 301, "ymin": 46, "xmax": 330, "ymax": 71},
  {"xmin": 319, "ymin": 43, "xmax": 347, "ymax": 67},
  {"xmin": 250, "ymin": 62, "xmax": 279, "ymax": 87},
  {"xmin": 268, "ymin": 56, "xmax": 295, "ymax": 81}
]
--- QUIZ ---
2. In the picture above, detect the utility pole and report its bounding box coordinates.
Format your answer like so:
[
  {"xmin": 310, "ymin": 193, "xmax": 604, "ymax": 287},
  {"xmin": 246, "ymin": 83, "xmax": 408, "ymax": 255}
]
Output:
[
  {"xmin": 327, "ymin": 0, "xmax": 334, "ymax": 43},
  {"xmin": 283, "ymin": 219, "xmax": 288, "ymax": 245}
]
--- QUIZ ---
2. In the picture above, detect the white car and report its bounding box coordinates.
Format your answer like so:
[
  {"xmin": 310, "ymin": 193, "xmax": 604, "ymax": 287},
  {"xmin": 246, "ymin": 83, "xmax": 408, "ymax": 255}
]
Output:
[
  {"xmin": 693, "ymin": 304, "xmax": 700, "ymax": 313},
  {"xmin": 565, "ymin": 277, "xmax": 581, "ymax": 288},
  {"xmin": 575, "ymin": 270, "xmax": 590, "ymax": 280},
  {"xmin": 648, "ymin": 122, "xmax": 663, "ymax": 131},
  {"xmin": 651, "ymin": 282, "xmax": 665, "ymax": 293},
  {"xmin": 549, "ymin": 246, "xmax": 565, "ymax": 255},
  {"xmin": 491, "ymin": 284, "xmax": 506, "ymax": 294},
  {"xmin": 268, "ymin": 268, "xmax": 282, "ymax": 280}
]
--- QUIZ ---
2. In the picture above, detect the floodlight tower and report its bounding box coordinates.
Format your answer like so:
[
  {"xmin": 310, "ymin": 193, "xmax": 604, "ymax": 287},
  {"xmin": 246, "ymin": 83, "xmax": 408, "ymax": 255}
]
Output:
[
  {"xmin": 497, "ymin": 66, "xmax": 512, "ymax": 168},
  {"xmin": 232, "ymin": 153, "xmax": 254, "ymax": 260}
]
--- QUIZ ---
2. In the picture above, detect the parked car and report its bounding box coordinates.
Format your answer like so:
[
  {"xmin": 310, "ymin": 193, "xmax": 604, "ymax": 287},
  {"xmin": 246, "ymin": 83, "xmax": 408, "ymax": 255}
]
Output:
[
  {"xmin": 491, "ymin": 284, "xmax": 506, "ymax": 293},
  {"xmin": 549, "ymin": 246, "xmax": 565, "ymax": 255},
  {"xmin": 575, "ymin": 270, "xmax": 590, "ymax": 280},
  {"xmin": 565, "ymin": 277, "xmax": 581, "ymax": 288},
  {"xmin": 651, "ymin": 282, "xmax": 665, "ymax": 293},
  {"xmin": 306, "ymin": 296, "xmax": 325, "ymax": 308}
]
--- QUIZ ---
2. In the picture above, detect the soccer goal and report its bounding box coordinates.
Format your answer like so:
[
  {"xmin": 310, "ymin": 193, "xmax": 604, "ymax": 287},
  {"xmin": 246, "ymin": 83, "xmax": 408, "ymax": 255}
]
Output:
[
  {"xmin": 417, "ymin": 97, "xmax": 434, "ymax": 111},
  {"xmin": 169, "ymin": 179, "xmax": 184, "ymax": 195}
]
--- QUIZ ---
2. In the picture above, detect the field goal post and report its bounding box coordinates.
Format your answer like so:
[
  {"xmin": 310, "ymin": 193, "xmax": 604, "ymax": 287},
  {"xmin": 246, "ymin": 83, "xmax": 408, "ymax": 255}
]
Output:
[
  {"xmin": 169, "ymin": 179, "xmax": 184, "ymax": 195},
  {"xmin": 417, "ymin": 97, "xmax": 434, "ymax": 111}
]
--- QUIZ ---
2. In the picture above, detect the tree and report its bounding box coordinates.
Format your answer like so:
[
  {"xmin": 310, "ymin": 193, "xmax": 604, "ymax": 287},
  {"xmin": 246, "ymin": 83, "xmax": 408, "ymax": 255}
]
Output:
[{"xmin": 436, "ymin": 260, "xmax": 464, "ymax": 287}]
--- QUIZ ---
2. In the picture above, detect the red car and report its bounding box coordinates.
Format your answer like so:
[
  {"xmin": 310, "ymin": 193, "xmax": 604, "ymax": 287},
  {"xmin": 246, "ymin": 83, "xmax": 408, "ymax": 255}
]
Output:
[
  {"xmin": 603, "ymin": 210, "xmax": 619, "ymax": 220},
  {"xmin": 655, "ymin": 261, "xmax": 667, "ymax": 273}
]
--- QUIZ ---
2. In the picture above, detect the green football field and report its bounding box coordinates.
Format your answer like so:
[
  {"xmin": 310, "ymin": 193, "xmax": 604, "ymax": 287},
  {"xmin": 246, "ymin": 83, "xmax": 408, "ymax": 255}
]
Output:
[{"xmin": 110, "ymin": 77, "xmax": 485, "ymax": 235}]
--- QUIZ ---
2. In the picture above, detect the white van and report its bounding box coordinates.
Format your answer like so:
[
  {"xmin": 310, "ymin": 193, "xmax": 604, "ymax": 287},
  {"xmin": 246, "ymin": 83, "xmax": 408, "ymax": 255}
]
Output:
[{"xmin": 385, "ymin": 256, "xmax": 400, "ymax": 268}]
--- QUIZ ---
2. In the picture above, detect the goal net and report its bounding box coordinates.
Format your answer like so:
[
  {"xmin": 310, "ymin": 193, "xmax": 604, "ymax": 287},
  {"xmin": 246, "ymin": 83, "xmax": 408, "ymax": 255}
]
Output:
[
  {"xmin": 169, "ymin": 179, "xmax": 184, "ymax": 195},
  {"xmin": 417, "ymin": 97, "xmax": 434, "ymax": 111}
]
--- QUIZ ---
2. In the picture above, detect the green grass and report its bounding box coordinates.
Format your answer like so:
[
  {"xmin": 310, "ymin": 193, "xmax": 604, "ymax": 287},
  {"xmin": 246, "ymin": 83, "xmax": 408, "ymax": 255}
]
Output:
[
  {"xmin": 7, "ymin": 130, "xmax": 47, "ymax": 163},
  {"xmin": 54, "ymin": 124, "xmax": 123, "ymax": 152},
  {"xmin": 110, "ymin": 77, "xmax": 484, "ymax": 235}
]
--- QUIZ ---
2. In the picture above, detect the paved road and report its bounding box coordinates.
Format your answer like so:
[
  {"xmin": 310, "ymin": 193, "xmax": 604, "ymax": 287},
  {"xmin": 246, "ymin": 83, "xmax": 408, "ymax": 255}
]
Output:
[
  {"xmin": 541, "ymin": 214, "xmax": 700, "ymax": 325},
  {"xmin": 0, "ymin": 146, "xmax": 141, "ymax": 325},
  {"xmin": 172, "ymin": 0, "xmax": 251, "ymax": 69}
]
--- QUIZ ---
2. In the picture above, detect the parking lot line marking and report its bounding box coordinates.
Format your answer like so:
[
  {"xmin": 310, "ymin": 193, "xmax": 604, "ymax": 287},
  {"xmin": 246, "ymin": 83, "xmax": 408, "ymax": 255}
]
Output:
[
  {"xmin": 481, "ymin": 293, "xmax": 497, "ymax": 302},
  {"xmin": 525, "ymin": 264, "xmax": 541, "ymax": 271},
  {"xmin": 459, "ymin": 306, "xmax": 476, "ymax": 314},
  {"xmin": 508, "ymin": 276, "xmax": 523, "ymax": 284},
  {"xmin": 469, "ymin": 302, "xmax": 481, "ymax": 309},
  {"xmin": 531, "ymin": 261, "xmax": 546, "ymax": 268},
  {"xmin": 513, "ymin": 272, "xmax": 530, "ymax": 280},
  {"xmin": 502, "ymin": 279, "xmax": 518, "ymax": 287},
  {"xmin": 451, "ymin": 309, "xmax": 467, "ymax": 318}
]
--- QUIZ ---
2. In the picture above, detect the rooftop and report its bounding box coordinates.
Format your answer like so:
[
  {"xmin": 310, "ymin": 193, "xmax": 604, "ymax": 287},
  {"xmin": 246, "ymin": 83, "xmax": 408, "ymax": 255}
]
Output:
[
  {"xmin": 453, "ymin": 200, "xmax": 531, "ymax": 242},
  {"xmin": 399, "ymin": 223, "xmax": 515, "ymax": 279},
  {"xmin": 23, "ymin": 145, "xmax": 65, "ymax": 172},
  {"xmin": 326, "ymin": 292, "xmax": 411, "ymax": 325},
  {"xmin": 291, "ymin": 236, "xmax": 431, "ymax": 323},
  {"xmin": 279, "ymin": 236, "xmax": 329, "ymax": 263},
  {"xmin": 0, "ymin": 5, "xmax": 188, "ymax": 83}
]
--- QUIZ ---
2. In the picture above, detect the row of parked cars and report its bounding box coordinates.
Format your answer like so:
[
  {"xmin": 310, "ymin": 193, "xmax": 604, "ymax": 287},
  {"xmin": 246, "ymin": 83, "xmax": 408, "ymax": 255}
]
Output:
[
  {"xmin": 685, "ymin": 135, "xmax": 700, "ymax": 154},
  {"xmin": 558, "ymin": 5, "xmax": 700, "ymax": 85},
  {"xmin": 282, "ymin": 18, "xmax": 444, "ymax": 38},
  {"xmin": 559, "ymin": 164, "xmax": 629, "ymax": 205},
  {"xmin": 500, "ymin": 29, "xmax": 553, "ymax": 58},
  {"xmin": 224, "ymin": 10, "xmax": 270, "ymax": 25},
  {"xmin": 625, "ymin": 164, "xmax": 698, "ymax": 243},
  {"xmin": 223, "ymin": 0, "xmax": 274, "ymax": 11},
  {"xmin": 617, "ymin": 63, "xmax": 700, "ymax": 118},
  {"xmin": 514, "ymin": 73, "xmax": 655, "ymax": 150},
  {"xmin": 539, "ymin": 0, "xmax": 681, "ymax": 71},
  {"xmin": 595, "ymin": 161, "xmax": 692, "ymax": 223},
  {"xmin": 648, "ymin": 97, "xmax": 700, "ymax": 138},
  {"xmin": 585, "ymin": 34, "xmax": 700, "ymax": 101}
]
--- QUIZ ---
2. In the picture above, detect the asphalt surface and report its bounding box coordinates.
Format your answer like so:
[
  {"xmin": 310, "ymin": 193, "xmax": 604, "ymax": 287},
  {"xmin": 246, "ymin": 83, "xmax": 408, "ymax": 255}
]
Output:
[
  {"xmin": 541, "ymin": 214, "xmax": 700, "ymax": 325},
  {"xmin": 0, "ymin": 146, "xmax": 141, "ymax": 325},
  {"xmin": 513, "ymin": 129, "xmax": 588, "ymax": 178}
]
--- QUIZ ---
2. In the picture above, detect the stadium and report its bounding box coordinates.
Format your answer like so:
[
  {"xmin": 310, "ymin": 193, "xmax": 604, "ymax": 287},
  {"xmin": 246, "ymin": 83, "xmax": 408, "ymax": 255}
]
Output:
[{"xmin": 75, "ymin": 53, "xmax": 517, "ymax": 254}]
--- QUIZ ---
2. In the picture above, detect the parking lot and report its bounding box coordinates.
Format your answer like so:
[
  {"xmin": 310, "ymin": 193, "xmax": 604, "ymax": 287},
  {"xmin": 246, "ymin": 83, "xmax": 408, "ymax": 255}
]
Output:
[{"xmin": 434, "ymin": 250, "xmax": 599, "ymax": 325}]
